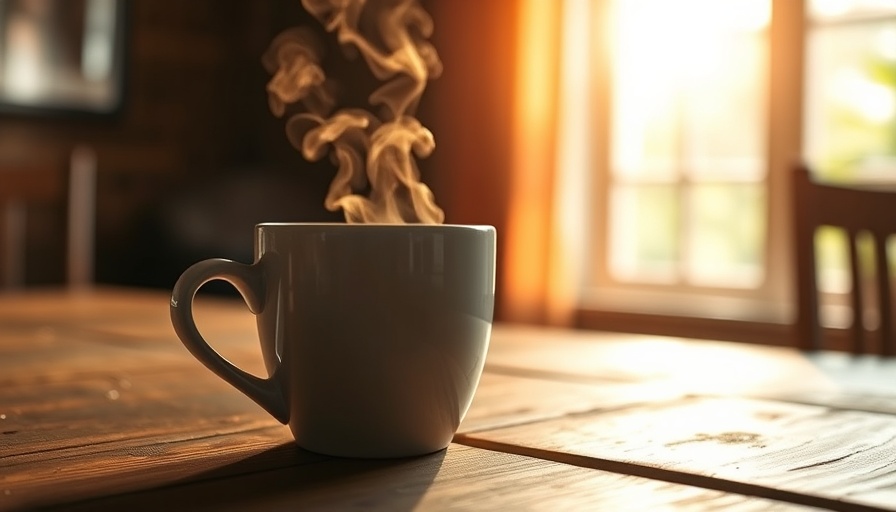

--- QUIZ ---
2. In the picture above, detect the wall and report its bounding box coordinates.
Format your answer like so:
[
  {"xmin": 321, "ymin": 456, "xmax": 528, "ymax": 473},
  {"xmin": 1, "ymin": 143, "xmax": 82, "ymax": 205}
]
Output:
[
  {"xmin": 423, "ymin": 0, "xmax": 519, "ymax": 318},
  {"xmin": 3, "ymin": 0, "xmax": 340, "ymax": 287},
  {"xmin": 3, "ymin": 0, "xmax": 518, "ymax": 298}
]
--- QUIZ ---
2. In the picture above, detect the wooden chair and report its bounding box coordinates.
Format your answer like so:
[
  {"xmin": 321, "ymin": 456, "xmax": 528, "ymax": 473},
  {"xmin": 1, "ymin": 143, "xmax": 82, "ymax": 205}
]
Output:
[
  {"xmin": 0, "ymin": 147, "xmax": 96, "ymax": 289},
  {"xmin": 792, "ymin": 163, "xmax": 896, "ymax": 355}
]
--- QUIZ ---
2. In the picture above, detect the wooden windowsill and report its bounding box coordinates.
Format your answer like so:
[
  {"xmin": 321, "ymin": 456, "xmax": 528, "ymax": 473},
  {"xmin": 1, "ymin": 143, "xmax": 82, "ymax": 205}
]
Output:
[
  {"xmin": 575, "ymin": 308, "xmax": 795, "ymax": 347},
  {"xmin": 576, "ymin": 308, "xmax": 877, "ymax": 353}
]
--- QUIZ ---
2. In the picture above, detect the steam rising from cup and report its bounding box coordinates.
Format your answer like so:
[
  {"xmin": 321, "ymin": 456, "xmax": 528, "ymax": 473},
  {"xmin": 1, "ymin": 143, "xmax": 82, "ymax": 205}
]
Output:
[{"xmin": 263, "ymin": 0, "xmax": 445, "ymax": 224}]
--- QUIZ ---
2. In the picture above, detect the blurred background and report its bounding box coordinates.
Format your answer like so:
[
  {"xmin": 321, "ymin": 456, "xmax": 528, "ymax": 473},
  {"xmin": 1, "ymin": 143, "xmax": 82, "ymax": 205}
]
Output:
[{"xmin": 1, "ymin": 0, "xmax": 894, "ymax": 344}]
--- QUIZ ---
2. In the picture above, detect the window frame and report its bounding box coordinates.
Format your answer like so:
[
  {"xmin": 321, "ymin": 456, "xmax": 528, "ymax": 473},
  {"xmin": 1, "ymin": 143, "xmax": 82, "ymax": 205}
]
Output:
[{"xmin": 577, "ymin": 0, "xmax": 806, "ymax": 338}]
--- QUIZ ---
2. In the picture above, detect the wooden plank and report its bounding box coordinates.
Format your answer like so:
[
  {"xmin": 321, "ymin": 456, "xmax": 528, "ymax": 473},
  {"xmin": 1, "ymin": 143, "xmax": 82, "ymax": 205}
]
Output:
[
  {"xmin": 487, "ymin": 325, "xmax": 836, "ymax": 396},
  {"xmin": 0, "ymin": 369, "xmax": 278, "ymax": 461},
  {"xmin": 1, "ymin": 425, "xmax": 298, "ymax": 510},
  {"xmin": 2, "ymin": 290, "xmax": 893, "ymax": 509},
  {"xmin": 458, "ymin": 395, "xmax": 896, "ymax": 511},
  {"xmin": 489, "ymin": 326, "xmax": 896, "ymax": 415},
  {"xmin": 0, "ymin": 359, "xmax": 816, "ymax": 511},
  {"xmin": 28, "ymin": 445, "xmax": 820, "ymax": 512},
  {"xmin": 0, "ymin": 336, "xmax": 679, "ymax": 508},
  {"xmin": 0, "ymin": 290, "xmax": 275, "ymax": 483},
  {"xmin": 6, "ymin": 290, "xmax": 875, "ymax": 400},
  {"xmin": 757, "ymin": 353, "xmax": 896, "ymax": 414},
  {"xmin": 744, "ymin": 352, "xmax": 896, "ymax": 415},
  {"xmin": 460, "ymin": 372, "xmax": 682, "ymax": 434},
  {"xmin": 0, "ymin": 362, "xmax": 289, "ymax": 509},
  {"xmin": 803, "ymin": 352, "xmax": 896, "ymax": 398},
  {"xmin": 774, "ymin": 391, "xmax": 896, "ymax": 416},
  {"xmin": 1, "ymin": 360, "xmax": 662, "ymax": 463},
  {"xmin": 0, "ymin": 289, "xmax": 266, "ymax": 383},
  {"xmin": 4, "ymin": 291, "xmax": 886, "ymax": 399}
]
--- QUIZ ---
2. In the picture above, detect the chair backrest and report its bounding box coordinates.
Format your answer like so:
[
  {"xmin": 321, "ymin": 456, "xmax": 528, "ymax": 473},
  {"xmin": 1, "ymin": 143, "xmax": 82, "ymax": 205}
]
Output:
[
  {"xmin": 792, "ymin": 163, "xmax": 896, "ymax": 355},
  {"xmin": 0, "ymin": 147, "xmax": 95, "ymax": 289}
]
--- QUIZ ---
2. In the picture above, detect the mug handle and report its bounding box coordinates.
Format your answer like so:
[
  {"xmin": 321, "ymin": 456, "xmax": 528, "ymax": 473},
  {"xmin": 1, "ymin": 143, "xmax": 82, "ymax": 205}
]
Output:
[{"xmin": 170, "ymin": 258, "xmax": 288, "ymax": 424}]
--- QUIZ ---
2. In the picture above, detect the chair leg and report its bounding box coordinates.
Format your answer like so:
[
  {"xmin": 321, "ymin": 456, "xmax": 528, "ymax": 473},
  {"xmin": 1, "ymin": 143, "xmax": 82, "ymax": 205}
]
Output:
[
  {"xmin": 67, "ymin": 146, "xmax": 97, "ymax": 288},
  {"xmin": 2, "ymin": 201, "xmax": 27, "ymax": 289},
  {"xmin": 874, "ymin": 235, "xmax": 892, "ymax": 356},
  {"xmin": 847, "ymin": 231, "xmax": 865, "ymax": 354}
]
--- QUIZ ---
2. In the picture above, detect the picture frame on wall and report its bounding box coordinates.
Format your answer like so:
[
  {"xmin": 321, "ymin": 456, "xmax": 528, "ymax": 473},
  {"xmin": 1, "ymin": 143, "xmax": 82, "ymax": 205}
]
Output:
[{"xmin": 0, "ymin": 0, "xmax": 127, "ymax": 117}]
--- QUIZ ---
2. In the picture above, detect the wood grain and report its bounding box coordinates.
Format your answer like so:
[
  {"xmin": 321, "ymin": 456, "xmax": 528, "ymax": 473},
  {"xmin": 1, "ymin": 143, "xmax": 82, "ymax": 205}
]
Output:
[
  {"xmin": 459, "ymin": 372, "xmax": 682, "ymax": 434},
  {"xmin": 2, "ymin": 289, "xmax": 895, "ymax": 510},
  {"xmin": 41, "ymin": 445, "xmax": 820, "ymax": 512},
  {"xmin": 488, "ymin": 325, "xmax": 896, "ymax": 411},
  {"xmin": 0, "ymin": 289, "xmax": 265, "ymax": 384},
  {"xmin": 0, "ymin": 370, "xmax": 277, "ymax": 460},
  {"xmin": 487, "ymin": 325, "xmax": 837, "ymax": 396},
  {"xmin": 459, "ymin": 395, "xmax": 896, "ymax": 511}
]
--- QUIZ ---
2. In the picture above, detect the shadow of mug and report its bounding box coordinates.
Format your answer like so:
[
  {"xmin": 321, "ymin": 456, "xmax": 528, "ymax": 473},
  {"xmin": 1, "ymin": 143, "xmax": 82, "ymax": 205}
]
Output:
[{"xmin": 59, "ymin": 443, "xmax": 448, "ymax": 510}]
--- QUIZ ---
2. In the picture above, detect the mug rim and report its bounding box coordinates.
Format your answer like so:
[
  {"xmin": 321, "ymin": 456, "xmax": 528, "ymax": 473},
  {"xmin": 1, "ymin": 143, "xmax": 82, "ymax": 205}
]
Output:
[{"xmin": 255, "ymin": 222, "xmax": 495, "ymax": 231}]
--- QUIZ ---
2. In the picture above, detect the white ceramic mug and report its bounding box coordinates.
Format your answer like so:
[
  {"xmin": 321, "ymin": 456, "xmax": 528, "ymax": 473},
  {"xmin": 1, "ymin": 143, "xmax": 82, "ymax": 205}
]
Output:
[{"xmin": 170, "ymin": 223, "xmax": 495, "ymax": 458}]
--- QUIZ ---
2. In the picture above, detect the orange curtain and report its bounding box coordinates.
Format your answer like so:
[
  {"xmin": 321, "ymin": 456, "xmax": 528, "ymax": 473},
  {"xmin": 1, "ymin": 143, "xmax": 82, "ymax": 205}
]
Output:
[
  {"xmin": 504, "ymin": 0, "xmax": 588, "ymax": 326},
  {"xmin": 427, "ymin": 0, "xmax": 579, "ymax": 326}
]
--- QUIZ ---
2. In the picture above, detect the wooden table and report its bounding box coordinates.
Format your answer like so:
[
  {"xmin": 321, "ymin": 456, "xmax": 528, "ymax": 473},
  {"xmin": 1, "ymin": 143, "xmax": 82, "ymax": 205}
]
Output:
[{"xmin": 2, "ymin": 288, "xmax": 895, "ymax": 511}]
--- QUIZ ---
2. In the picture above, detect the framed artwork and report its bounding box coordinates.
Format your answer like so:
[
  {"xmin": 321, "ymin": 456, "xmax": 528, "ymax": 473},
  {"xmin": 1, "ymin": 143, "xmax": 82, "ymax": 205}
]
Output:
[{"xmin": 0, "ymin": 0, "xmax": 126, "ymax": 116}]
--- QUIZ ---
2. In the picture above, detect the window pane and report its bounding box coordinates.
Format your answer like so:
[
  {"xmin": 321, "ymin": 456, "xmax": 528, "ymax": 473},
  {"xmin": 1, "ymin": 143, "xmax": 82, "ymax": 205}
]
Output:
[
  {"xmin": 686, "ymin": 184, "xmax": 765, "ymax": 287},
  {"xmin": 610, "ymin": 0, "xmax": 769, "ymax": 182},
  {"xmin": 610, "ymin": 0, "xmax": 682, "ymax": 181},
  {"xmin": 680, "ymin": 31, "xmax": 767, "ymax": 181},
  {"xmin": 815, "ymin": 226, "xmax": 850, "ymax": 293},
  {"xmin": 611, "ymin": 78, "xmax": 680, "ymax": 182},
  {"xmin": 809, "ymin": 0, "xmax": 896, "ymax": 21},
  {"xmin": 609, "ymin": 185, "xmax": 679, "ymax": 283},
  {"xmin": 805, "ymin": 18, "xmax": 896, "ymax": 180},
  {"xmin": 605, "ymin": 0, "xmax": 769, "ymax": 291},
  {"xmin": 813, "ymin": 228, "xmax": 883, "ymax": 329}
]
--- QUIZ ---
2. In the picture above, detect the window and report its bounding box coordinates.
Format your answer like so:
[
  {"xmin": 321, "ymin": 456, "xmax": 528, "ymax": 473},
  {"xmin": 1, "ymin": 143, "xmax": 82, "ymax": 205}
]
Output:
[
  {"xmin": 577, "ymin": 0, "xmax": 896, "ymax": 327},
  {"xmin": 0, "ymin": 0, "xmax": 126, "ymax": 115},
  {"xmin": 806, "ymin": 0, "xmax": 896, "ymax": 183},
  {"xmin": 608, "ymin": 0, "xmax": 768, "ymax": 288}
]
